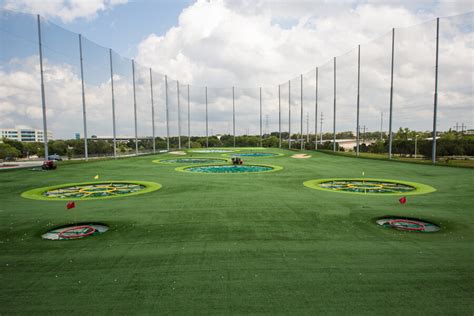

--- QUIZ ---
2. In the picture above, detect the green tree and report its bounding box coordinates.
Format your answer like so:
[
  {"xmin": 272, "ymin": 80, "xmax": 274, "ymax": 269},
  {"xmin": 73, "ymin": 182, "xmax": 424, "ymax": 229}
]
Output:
[{"xmin": 0, "ymin": 143, "xmax": 21, "ymax": 159}]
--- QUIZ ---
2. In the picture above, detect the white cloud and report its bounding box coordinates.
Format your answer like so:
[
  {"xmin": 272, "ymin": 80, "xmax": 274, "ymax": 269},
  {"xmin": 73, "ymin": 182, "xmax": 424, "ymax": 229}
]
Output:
[
  {"xmin": 134, "ymin": 0, "xmax": 473, "ymax": 135},
  {"xmin": 2, "ymin": 0, "xmax": 127, "ymax": 23}
]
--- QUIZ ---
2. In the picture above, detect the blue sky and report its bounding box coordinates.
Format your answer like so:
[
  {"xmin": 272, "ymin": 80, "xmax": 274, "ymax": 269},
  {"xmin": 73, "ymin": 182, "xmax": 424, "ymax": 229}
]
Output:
[
  {"xmin": 0, "ymin": 0, "xmax": 193, "ymax": 58},
  {"xmin": 48, "ymin": 0, "xmax": 194, "ymax": 57}
]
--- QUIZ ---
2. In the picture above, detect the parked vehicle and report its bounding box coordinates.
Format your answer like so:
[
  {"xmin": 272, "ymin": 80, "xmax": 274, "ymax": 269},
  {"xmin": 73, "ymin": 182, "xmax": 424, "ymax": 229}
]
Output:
[{"xmin": 48, "ymin": 154, "xmax": 63, "ymax": 161}]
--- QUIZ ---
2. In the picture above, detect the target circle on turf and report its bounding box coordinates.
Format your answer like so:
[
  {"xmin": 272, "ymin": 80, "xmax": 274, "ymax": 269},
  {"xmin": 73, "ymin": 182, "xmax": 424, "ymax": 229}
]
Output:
[
  {"xmin": 176, "ymin": 164, "xmax": 283, "ymax": 174},
  {"xmin": 42, "ymin": 223, "xmax": 109, "ymax": 240},
  {"xmin": 189, "ymin": 149, "xmax": 237, "ymax": 153},
  {"xmin": 376, "ymin": 217, "xmax": 440, "ymax": 232},
  {"xmin": 223, "ymin": 152, "xmax": 283, "ymax": 158},
  {"xmin": 153, "ymin": 157, "xmax": 229, "ymax": 164},
  {"xmin": 21, "ymin": 181, "xmax": 162, "ymax": 200},
  {"xmin": 303, "ymin": 178, "xmax": 435, "ymax": 195}
]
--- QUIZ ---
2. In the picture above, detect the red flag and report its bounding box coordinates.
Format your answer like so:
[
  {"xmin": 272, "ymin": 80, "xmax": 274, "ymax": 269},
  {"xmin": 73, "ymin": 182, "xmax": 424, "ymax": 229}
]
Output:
[
  {"xmin": 399, "ymin": 196, "xmax": 407, "ymax": 204},
  {"xmin": 66, "ymin": 201, "xmax": 75, "ymax": 209}
]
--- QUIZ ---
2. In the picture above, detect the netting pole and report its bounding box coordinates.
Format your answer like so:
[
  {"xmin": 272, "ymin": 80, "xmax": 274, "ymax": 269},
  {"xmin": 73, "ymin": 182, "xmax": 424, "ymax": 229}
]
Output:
[
  {"xmin": 177, "ymin": 80, "xmax": 181, "ymax": 149},
  {"xmin": 356, "ymin": 44, "xmax": 360, "ymax": 157},
  {"xmin": 388, "ymin": 28, "xmax": 395, "ymax": 160},
  {"xmin": 432, "ymin": 17, "xmax": 440, "ymax": 164},
  {"xmin": 300, "ymin": 74, "xmax": 304, "ymax": 150},
  {"xmin": 109, "ymin": 49, "xmax": 117, "ymax": 159},
  {"xmin": 37, "ymin": 15, "xmax": 49, "ymax": 161},
  {"xmin": 205, "ymin": 86, "xmax": 208, "ymax": 148},
  {"xmin": 132, "ymin": 59, "xmax": 138, "ymax": 156},
  {"xmin": 288, "ymin": 80, "xmax": 291, "ymax": 149},
  {"xmin": 315, "ymin": 67, "xmax": 318, "ymax": 150},
  {"xmin": 188, "ymin": 84, "xmax": 191, "ymax": 149},
  {"xmin": 165, "ymin": 75, "xmax": 170, "ymax": 151},
  {"xmin": 149, "ymin": 68, "xmax": 156, "ymax": 154},
  {"xmin": 259, "ymin": 87, "xmax": 262, "ymax": 147},
  {"xmin": 78, "ymin": 34, "xmax": 89, "ymax": 161},
  {"xmin": 278, "ymin": 85, "xmax": 281, "ymax": 148},
  {"xmin": 333, "ymin": 57, "xmax": 337, "ymax": 152},
  {"xmin": 232, "ymin": 86, "xmax": 236, "ymax": 148}
]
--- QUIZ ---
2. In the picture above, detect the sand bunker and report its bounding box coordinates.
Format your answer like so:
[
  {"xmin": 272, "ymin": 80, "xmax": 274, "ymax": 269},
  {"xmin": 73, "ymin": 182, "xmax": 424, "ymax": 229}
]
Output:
[
  {"xmin": 291, "ymin": 154, "xmax": 311, "ymax": 159},
  {"xmin": 169, "ymin": 151, "xmax": 187, "ymax": 155}
]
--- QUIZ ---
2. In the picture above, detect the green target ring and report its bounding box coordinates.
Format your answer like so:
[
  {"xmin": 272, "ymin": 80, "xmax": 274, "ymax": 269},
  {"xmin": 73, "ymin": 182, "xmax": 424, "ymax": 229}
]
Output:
[
  {"xmin": 153, "ymin": 157, "xmax": 229, "ymax": 164},
  {"xmin": 21, "ymin": 181, "xmax": 162, "ymax": 201},
  {"xmin": 303, "ymin": 178, "xmax": 436, "ymax": 195}
]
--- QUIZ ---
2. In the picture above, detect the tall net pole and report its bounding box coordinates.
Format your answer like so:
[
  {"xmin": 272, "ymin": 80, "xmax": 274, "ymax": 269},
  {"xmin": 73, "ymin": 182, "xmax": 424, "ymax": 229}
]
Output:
[
  {"xmin": 132, "ymin": 59, "xmax": 138, "ymax": 155},
  {"xmin": 78, "ymin": 34, "xmax": 88, "ymax": 160},
  {"xmin": 165, "ymin": 75, "xmax": 170, "ymax": 151},
  {"xmin": 150, "ymin": 68, "xmax": 156, "ymax": 154},
  {"xmin": 432, "ymin": 18, "xmax": 440, "ymax": 164},
  {"xmin": 278, "ymin": 85, "xmax": 281, "ymax": 148},
  {"xmin": 205, "ymin": 86, "xmax": 208, "ymax": 148},
  {"xmin": 356, "ymin": 45, "xmax": 361, "ymax": 157},
  {"xmin": 288, "ymin": 80, "xmax": 291, "ymax": 149},
  {"xmin": 177, "ymin": 80, "xmax": 181, "ymax": 149},
  {"xmin": 37, "ymin": 15, "xmax": 49, "ymax": 161},
  {"xmin": 333, "ymin": 57, "xmax": 337, "ymax": 152},
  {"xmin": 259, "ymin": 87, "xmax": 263, "ymax": 147},
  {"xmin": 232, "ymin": 86, "xmax": 236, "ymax": 148},
  {"xmin": 188, "ymin": 84, "xmax": 191, "ymax": 149},
  {"xmin": 300, "ymin": 74, "xmax": 304, "ymax": 150},
  {"xmin": 109, "ymin": 49, "xmax": 117, "ymax": 158},
  {"xmin": 315, "ymin": 67, "xmax": 318, "ymax": 150},
  {"xmin": 388, "ymin": 28, "xmax": 395, "ymax": 159}
]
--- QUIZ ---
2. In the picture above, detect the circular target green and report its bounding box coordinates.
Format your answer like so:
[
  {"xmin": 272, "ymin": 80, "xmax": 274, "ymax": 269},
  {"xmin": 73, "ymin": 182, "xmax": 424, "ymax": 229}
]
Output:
[
  {"xmin": 153, "ymin": 157, "xmax": 229, "ymax": 164},
  {"xmin": 222, "ymin": 152, "xmax": 284, "ymax": 158},
  {"xmin": 303, "ymin": 178, "xmax": 435, "ymax": 195},
  {"xmin": 176, "ymin": 164, "xmax": 283, "ymax": 174},
  {"xmin": 22, "ymin": 180, "xmax": 162, "ymax": 201},
  {"xmin": 376, "ymin": 217, "xmax": 440, "ymax": 232}
]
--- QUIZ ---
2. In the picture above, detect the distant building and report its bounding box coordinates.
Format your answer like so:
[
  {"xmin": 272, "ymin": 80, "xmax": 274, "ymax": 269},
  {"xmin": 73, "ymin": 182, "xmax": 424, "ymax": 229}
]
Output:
[{"xmin": 0, "ymin": 128, "xmax": 52, "ymax": 142}]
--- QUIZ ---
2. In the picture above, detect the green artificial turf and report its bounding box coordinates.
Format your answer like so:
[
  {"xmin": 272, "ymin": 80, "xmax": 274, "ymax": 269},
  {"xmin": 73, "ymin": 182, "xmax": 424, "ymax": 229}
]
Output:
[{"xmin": 1, "ymin": 148, "xmax": 473, "ymax": 314}]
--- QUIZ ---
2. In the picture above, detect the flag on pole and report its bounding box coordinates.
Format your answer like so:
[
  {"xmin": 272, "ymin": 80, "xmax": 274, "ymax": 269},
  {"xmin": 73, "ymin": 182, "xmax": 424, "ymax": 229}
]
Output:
[
  {"xmin": 66, "ymin": 201, "xmax": 75, "ymax": 210},
  {"xmin": 94, "ymin": 175, "xmax": 99, "ymax": 180},
  {"xmin": 399, "ymin": 196, "xmax": 407, "ymax": 204},
  {"xmin": 362, "ymin": 171, "xmax": 365, "ymax": 176}
]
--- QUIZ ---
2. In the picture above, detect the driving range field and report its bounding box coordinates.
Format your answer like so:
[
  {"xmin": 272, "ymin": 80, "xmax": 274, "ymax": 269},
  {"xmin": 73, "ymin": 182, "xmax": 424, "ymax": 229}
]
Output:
[{"xmin": 1, "ymin": 148, "xmax": 473, "ymax": 314}]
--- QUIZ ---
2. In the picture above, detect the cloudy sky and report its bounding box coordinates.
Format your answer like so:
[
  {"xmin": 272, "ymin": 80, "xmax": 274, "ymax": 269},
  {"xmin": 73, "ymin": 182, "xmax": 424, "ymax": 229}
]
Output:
[{"xmin": 0, "ymin": 0, "xmax": 472, "ymax": 139}]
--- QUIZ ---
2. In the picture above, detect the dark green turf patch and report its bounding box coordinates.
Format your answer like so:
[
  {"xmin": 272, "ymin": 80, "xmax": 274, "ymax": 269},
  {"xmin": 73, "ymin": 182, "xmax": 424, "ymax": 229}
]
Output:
[
  {"xmin": 21, "ymin": 181, "xmax": 162, "ymax": 200},
  {"xmin": 42, "ymin": 223, "xmax": 109, "ymax": 240},
  {"xmin": 303, "ymin": 178, "xmax": 436, "ymax": 195}
]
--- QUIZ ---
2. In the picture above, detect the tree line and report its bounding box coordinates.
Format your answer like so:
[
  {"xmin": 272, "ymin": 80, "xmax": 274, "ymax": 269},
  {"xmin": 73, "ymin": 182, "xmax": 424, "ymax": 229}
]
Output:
[{"xmin": 1, "ymin": 128, "xmax": 472, "ymax": 160}]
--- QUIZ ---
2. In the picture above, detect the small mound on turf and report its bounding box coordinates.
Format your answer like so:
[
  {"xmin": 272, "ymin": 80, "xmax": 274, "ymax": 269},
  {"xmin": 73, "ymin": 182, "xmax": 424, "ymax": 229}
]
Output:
[
  {"xmin": 169, "ymin": 151, "xmax": 186, "ymax": 155},
  {"xmin": 42, "ymin": 223, "xmax": 109, "ymax": 240},
  {"xmin": 291, "ymin": 154, "xmax": 311, "ymax": 159},
  {"xmin": 376, "ymin": 217, "xmax": 440, "ymax": 232}
]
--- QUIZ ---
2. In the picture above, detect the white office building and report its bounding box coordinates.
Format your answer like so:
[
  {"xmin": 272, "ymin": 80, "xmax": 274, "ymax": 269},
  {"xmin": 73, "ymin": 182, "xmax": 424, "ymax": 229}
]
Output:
[{"xmin": 0, "ymin": 128, "xmax": 53, "ymax": 142}]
